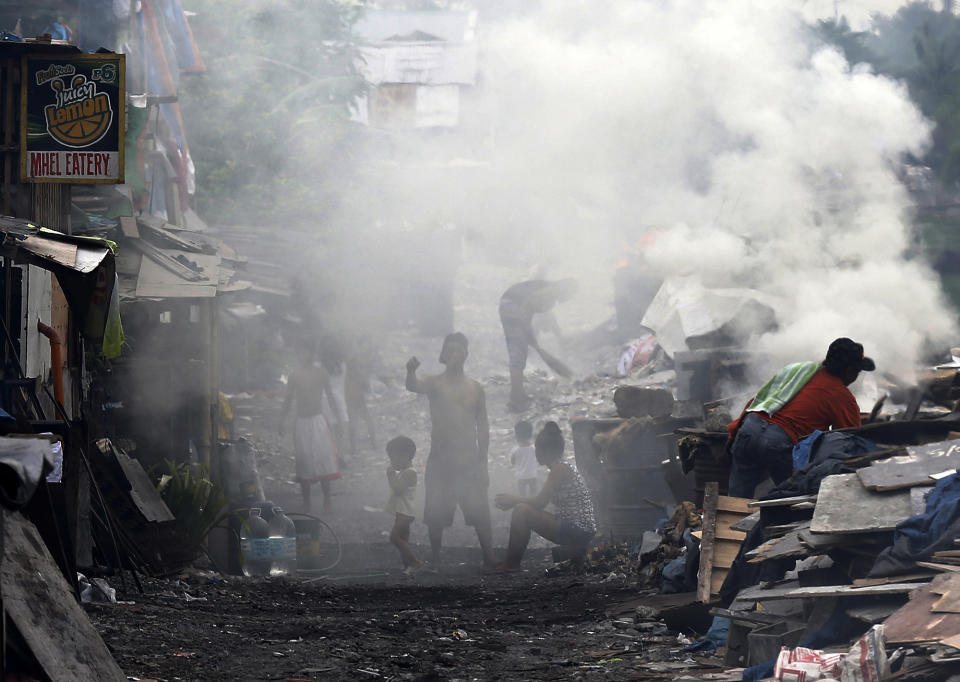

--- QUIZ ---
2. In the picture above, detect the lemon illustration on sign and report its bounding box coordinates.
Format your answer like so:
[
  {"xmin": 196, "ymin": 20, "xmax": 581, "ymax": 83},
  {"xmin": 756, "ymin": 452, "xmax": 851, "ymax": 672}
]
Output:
[{"xmin": 43, "ymin": 75, "xmax": 113, "ymax": 148}]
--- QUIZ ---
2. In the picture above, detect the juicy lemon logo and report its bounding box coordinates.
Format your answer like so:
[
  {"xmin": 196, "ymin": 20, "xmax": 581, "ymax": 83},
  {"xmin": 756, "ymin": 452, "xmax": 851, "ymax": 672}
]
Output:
[{"xmin": 43, "ymin": 74, "xmax": 113, "ymax": 148}]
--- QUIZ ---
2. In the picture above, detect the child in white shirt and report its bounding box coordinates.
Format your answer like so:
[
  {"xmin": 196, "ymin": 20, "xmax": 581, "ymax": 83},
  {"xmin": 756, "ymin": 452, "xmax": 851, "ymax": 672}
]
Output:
[
  {"xmin": 510, "ymin": 420, "xmax": 539, "ymax": 497},
  {"xmin": 385, "ymin": 435, "xmax": 421, "ymax": 573}
]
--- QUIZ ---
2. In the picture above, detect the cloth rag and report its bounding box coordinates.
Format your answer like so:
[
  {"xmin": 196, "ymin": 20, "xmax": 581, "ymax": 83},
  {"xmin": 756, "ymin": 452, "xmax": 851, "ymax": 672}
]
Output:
[{"xmin": 746, "ymin": 361, "xmax": 820, "ymax": 416}]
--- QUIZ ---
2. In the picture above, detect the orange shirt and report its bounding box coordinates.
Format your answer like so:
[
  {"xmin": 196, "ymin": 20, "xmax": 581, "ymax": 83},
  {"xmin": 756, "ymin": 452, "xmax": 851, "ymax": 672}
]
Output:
[{"xmin": 728, "ymin": 368, "xmax": 862, "ymax": 444}]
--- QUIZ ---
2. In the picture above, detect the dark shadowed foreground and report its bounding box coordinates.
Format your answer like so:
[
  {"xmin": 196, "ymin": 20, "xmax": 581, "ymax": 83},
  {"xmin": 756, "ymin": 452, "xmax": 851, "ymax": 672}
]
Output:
[{"xmin": 86, "ymin": 548, "xmax": 729, "ymax": 681}]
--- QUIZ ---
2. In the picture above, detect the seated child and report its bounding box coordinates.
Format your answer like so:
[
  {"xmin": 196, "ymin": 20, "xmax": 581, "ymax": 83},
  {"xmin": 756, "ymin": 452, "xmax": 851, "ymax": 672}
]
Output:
[
  {"xmin": 385, "ymin": 435, "xmax": 421, "ymax": 573},
  {"xmin": 510, "ymin": 420, "xmax": 539, "ymax": 497}
]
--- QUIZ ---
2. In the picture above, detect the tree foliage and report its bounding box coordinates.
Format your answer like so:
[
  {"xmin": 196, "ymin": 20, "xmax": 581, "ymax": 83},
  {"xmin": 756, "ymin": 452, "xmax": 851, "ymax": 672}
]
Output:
[
  {"xmin": 180, "ymin": 0, "xmax": 366, "ymax": 225},
  {"xmin": 817, "ymin": 2, "xmax": 960, "ymax": 185}
]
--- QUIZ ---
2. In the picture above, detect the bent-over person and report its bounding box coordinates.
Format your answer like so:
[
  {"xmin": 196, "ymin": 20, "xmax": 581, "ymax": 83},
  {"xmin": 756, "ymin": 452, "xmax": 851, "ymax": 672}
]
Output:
[{"xmin": 726, "ymin": 337, "xmax": 874, "ymax": 498}]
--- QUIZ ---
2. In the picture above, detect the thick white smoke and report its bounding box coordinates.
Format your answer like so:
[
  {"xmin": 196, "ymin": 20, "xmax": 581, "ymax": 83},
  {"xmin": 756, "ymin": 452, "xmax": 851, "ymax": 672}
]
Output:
[{"xmin": 480, "ymin": 0, "xmax": 955, "ymax": 378}]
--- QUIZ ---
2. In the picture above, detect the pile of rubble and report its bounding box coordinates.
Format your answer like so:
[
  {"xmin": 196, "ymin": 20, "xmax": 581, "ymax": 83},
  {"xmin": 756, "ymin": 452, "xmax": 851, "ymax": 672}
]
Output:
[{"xmin": 697, "ymin": 423, "xmax": 960, "ymax": 679}]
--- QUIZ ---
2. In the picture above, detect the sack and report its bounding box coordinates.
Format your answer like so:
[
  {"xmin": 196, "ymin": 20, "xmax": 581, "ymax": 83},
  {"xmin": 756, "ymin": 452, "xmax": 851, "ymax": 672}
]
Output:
[
  {"xmin": 773, "ymin": 625, "xmax": 889, "ymax": 682},
  {"xmin": 840, "ymin": 625, "xmax": 889, "ymax": 682},
  {"xmin": 774, "ymin": 646, "xmax": 843, "ymax": 681}
]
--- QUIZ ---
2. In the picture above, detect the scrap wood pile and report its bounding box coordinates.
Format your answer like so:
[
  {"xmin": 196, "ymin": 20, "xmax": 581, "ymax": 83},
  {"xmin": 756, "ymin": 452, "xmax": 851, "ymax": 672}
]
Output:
[
  {"xmin": 697, "ymin": 429, "xmax": 960, "ymax": 678},
  {"xmin": 548, "ymin": 502, "xmax": 702, "ymax": 584}
]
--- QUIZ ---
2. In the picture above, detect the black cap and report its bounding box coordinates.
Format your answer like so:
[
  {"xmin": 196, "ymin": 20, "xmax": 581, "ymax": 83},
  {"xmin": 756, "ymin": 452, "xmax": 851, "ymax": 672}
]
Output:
[{"xmin": 825, "ymin": 338, "xmax": 876, "ymax": 372}]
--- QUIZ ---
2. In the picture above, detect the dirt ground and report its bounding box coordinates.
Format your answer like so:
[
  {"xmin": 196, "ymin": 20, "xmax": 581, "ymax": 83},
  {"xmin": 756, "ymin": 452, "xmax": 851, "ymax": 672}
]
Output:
[
  {"xmin": 89, "ymin": 560, "xmax": 731, "ymax": 681},
  {"xmin": 85, "ymin": 263, "xmax": 726, "ymax": 681}
]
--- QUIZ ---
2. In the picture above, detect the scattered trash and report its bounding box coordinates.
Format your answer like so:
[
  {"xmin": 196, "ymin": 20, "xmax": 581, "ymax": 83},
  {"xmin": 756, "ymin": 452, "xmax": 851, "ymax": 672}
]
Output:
[
  {"xmin": 78, "ymin": 574, "xmax": 116, "ymax": 604},
  {"xmin": 634, "ymin": 604, "xmax": 660, "ymax": 620}
]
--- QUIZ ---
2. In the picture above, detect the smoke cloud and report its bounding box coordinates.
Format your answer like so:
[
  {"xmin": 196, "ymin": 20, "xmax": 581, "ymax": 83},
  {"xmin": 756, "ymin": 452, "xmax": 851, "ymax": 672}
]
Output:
[
  {"xmin": 459, "ymin": 0, "xmax": 955, "ymax": 378},
  {"xmin": 191, "ymin": 0, "xmax": 956, "ymax": 383}
]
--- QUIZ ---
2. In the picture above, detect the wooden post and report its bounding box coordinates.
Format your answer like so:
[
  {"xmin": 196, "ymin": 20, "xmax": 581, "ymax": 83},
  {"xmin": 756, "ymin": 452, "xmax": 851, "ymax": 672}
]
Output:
[{"xmin": 698, "ymin": 481, "xmax": 719, "ymax": 603}]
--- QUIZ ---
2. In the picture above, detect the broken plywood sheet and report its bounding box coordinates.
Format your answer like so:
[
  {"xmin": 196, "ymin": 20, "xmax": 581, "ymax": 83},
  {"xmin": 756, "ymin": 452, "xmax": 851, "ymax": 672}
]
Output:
[
  {"xmin": 858, "ymin": 439, "xmax": 960, "ymax": 492},
  {"xmin": 934, "ymin": 576, "xmax": 960, "ymax": 614},
  {"xmin": 884, "ymin": 574, "xmax": 960, "ymax": 644},
  {"xmin": 2, "ymin": 511, "xmax": 125, "ymax": 681},
  {"xmin": 115, "ymin": 449, "xmax": 175, "ymax": 522},
  {"xmin": 810, "ymin": 473, "xmax": 913, "ymax": 534},
  {"xmin": 746, "ymin": 529, "xmax": 809, "ymax": 564}
]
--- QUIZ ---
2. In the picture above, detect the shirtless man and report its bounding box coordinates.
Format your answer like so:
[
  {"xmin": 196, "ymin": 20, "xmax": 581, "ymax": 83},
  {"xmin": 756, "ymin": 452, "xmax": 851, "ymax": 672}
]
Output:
[
  {"xmin": 406, "ymin": 333, "xmax": 495, "ymax": 568},
  {"xmin": 280, "ymin": 348, "xmax": 343, "ymax": 511}
]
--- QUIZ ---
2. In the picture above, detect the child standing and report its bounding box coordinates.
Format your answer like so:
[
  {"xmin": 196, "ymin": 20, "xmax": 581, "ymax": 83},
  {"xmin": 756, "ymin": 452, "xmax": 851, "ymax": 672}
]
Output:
[
  {"xmin": 385, "ymin": 436, "xmax": 422, "ymax": 573},
  {"xmin": 510, "ymin": 420, "xmax": 539, "ymax": 497}
]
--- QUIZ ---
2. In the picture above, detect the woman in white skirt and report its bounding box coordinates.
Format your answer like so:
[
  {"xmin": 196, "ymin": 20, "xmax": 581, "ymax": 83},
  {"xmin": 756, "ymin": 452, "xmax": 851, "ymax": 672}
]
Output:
[{"xmin": 281, "ymin": 348, "xmax": 343, "ymax": 512}]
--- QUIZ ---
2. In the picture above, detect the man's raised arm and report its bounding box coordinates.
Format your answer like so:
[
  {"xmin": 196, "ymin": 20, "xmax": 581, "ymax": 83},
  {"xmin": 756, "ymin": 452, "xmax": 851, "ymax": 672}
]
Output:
[{"xmin": 405, "ymin": 356, "xmax": 424, "ymax": 393}]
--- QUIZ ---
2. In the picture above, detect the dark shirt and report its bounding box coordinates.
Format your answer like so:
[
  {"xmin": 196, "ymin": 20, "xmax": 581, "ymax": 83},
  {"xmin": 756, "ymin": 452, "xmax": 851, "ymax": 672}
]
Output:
[{"xmin": 500, "ymin": 280, "xmax": 553, "ymax": 312}]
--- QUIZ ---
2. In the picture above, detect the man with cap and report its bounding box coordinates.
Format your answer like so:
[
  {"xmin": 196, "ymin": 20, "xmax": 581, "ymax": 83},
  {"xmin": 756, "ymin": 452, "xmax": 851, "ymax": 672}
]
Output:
[
  {"xmin": 406, "ymin": 333, "xmax": 496, "ymax": 568},
  {"xmin": 726, "ymin": 337, "xmax": 875, "ymax": 498}
]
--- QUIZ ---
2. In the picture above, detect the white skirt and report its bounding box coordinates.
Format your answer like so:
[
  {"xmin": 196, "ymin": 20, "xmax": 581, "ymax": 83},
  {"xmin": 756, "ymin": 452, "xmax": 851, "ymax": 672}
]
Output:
[{"xmin": 293, "ymin": 414, "xmax": 341, "ymax": 482}]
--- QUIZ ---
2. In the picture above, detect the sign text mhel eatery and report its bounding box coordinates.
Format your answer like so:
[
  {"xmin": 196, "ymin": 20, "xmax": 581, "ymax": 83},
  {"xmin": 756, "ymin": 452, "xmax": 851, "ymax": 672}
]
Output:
[{"xmin": 21, "ymin": 53, "xmax": 125, "ymax": 183}]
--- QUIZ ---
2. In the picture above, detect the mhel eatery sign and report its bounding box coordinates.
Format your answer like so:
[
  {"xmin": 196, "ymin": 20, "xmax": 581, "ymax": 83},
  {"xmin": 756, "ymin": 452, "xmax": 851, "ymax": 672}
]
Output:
[{"xmin": 21, "ymin": 53, "xmax": 125, "ymax": 183}]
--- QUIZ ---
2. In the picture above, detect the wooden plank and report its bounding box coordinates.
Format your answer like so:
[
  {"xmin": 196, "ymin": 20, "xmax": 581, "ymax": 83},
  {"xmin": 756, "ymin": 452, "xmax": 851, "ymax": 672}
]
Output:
[
  {"xmin": 853, "ymin": 572, "xmax": 935, "ymax": 588},
  {"xmin": 859, "ymin": 454, "xmax": 960, "ymax": 491},
  {"xmin": 713, "ymin": 539, "xmax": 742, "ymax": 568},
  {"xmin": 811, "ymin": 474, "xmax": 914, "ymax": 534},
  {"xmin": 697, "ymin": 481, "xmax": 719, "ymax": 603},
  {"xmin": 746, "ymin": 530, "xmax": 809, "ymax": 564},
  {"xmin": 114, "ymin": 449, "xmax": 175, "ymax": 522},
  {"xmin": 765, "ymin": 520, "xmax": 810, "ymax": 538},
  {"xmin": 717, "ymin": 495, "xmax": 754, "ymax": 514},
  {"xmin": 918, "ymin": 561, "xmax": 960, "ymax": 573},
  {"xmin": 2, "ymin": 512, "xmax": 126, "ymax": 681},
  {"xmin": 884, "ymin": 575, "xmax": 960, "ymax": 644},
  {"xmin": 748, "ymin": 495, "xmax": 817, "ymax": 508},
  {"xmin": 730, "ymin": 511, "xmax": 759, "ymax": 533},
  {"xmin": 737, "ymin": 582, "xmax": 924, "ymax": 602},
  {"xmin": 119, "ymin": 216, "xmax": 140, "ymax": 238},
  {"xmin": 710, "ymin": 567, "xmax": 728, "ymax": 595},
  {"xmin": 717, "ymin": 514, "xmax": 747, "ymax": 540},
  {"xmin": 715, "ymin": 527, "xmax": 747, "ymax": 541},
  {"xmin": 710, "ymin": 607, "xmax": 784, "ymax": 626},
  {"xmin": 799, "ymin": 527, "xmax": 888, "ymax": 550}
]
